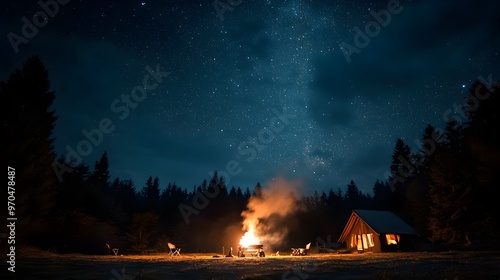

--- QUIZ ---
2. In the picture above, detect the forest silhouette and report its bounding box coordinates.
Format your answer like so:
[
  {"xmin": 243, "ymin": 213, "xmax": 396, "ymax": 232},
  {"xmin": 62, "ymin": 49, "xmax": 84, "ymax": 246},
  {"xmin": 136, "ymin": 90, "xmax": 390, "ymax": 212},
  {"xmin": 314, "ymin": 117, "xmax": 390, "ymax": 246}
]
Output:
[{"xmin": 2, "ymin": 56, "xmax": 499, "ymax": 254}]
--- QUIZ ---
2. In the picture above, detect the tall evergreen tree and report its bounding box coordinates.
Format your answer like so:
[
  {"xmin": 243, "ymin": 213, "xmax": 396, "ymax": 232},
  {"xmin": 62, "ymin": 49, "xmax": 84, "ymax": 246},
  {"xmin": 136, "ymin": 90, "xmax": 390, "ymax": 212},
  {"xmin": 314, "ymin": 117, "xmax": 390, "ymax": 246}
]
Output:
[
  {"xmin": 228, "ymin": 186, "xmax": 237, "ymax": 200},
  {"xmin": 443, "ymin": 119, "xmax": 464, "ymax": 150},
  {"xmin": 253, "ymin": 182, "xmax": 263, "ymax": 197},
  {"xmin": 464, "ymin": 81, "xmax": 500, "ymax": 236},
  {"xmin": 388, "ymin": 139, "xmax": 413, "ymax": 212},
  {"xmin": 404, "ymin": 125, "xmax": 441, "ymax": 238},
  {"xmin": 244, "ymin": 187, "xmax": 251, "ymax": 201},
  {"xmin": 2, "ymin": 56, "xmax": 57, "ymax": 243},
  {"xmin": 336, "ymin": 187, "xmax": 343, "ymax": 200},
  {"xmin": 389, "ymin": 138, "xmax": 414, "ymax": 187},
  {"xmin": 428, "ymin": 146, "xmax": 484, "ymax": 244},
  {"xmin": 55, "ymin": 160, "xmax": 91, "ymax": 211},
  {"xmin": 413, "ymin": 124, "xmax": 440, "ymax": 171},
  {"xmin": 141, "ymin": 176, "xmax": 160, "ymax": 210},
  {"xmin": 345, "ymin": 180, "xmax": 361, "ymax": 209},
  {"xmin": 90, "ymin": 151, "xmax": 110, "ymax": 191},
  {"xmin": 372, "ymin": 180, "xmax": 391, "ymax": 209},
  {"xmin": 427, "ymin": 99, "xmax": 496, "ymax": 244},
  {"xmin": 117, "ymin": 179, "xmax": 137, "ymax": 213},
  {"xmin": 83, "ymin": 151, "xmax": 113, "ymax": 219},
  {"xmin": 465, "ymin": 80, "xmax": 499, "ymax": 142}
]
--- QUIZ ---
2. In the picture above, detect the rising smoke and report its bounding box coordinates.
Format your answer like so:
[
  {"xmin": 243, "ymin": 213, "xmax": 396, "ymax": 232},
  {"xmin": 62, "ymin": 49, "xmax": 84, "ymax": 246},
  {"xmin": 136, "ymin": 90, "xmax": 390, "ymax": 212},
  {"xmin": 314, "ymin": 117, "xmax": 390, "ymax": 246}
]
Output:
[{"xmin": 241, "ymin": 177, "xmax": 305, "ymax": 247}]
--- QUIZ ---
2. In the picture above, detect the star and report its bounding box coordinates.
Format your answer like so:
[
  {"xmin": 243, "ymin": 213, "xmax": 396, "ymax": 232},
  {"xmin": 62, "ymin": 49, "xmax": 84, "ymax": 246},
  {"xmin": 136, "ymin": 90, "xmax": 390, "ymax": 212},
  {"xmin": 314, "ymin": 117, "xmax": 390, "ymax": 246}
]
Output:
[{"xmin": 2, "ymin": 0, "xmax": 497, "ymax": 195}]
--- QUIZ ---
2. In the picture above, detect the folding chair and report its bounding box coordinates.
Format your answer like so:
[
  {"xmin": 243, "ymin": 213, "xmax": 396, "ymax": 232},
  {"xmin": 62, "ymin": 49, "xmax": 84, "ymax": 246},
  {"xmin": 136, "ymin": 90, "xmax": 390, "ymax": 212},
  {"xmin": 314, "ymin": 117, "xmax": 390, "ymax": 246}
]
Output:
[
  {"xmin": 168, "ymin": 242, "xmax": 181, "ymax": 256},
  {"xmin": 106, "ymin": 243, "xmax": 119, "ymax": 256},
  {"xmin": 302, "ymin": 242, "xmax": 311, "ymax": 255}
]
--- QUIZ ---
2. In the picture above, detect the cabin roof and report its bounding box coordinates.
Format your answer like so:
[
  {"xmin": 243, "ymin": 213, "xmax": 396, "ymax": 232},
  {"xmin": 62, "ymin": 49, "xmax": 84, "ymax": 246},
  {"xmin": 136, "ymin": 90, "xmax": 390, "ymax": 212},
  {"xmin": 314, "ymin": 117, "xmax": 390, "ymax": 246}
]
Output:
[{"xmin": 338, "ymin": 210, "xmax": 418, "ymax": 242}]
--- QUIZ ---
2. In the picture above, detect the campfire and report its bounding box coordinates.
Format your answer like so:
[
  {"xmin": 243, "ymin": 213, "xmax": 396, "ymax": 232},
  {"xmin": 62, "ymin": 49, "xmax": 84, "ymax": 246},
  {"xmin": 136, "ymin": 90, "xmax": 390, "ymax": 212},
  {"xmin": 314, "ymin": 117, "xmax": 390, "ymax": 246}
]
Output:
[
  {"xmin": 239, "ymin": 228, "xmax": 260, "ymax": 248},
  {"xmin": 238, "ymin": 228, "xmax": 265, "ymax": 257},
  {"xmin": 237, "ymin": 178, "xmax": 303, "ymax": 258}
]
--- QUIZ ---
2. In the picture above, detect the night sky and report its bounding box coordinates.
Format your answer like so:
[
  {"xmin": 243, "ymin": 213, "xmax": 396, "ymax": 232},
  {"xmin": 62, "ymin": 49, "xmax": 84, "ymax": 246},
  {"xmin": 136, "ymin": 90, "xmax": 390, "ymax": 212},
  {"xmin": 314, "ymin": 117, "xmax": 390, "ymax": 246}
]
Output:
[{"xmin": 1, "ymin": 0, "xmax": 499, "ymax": 194}]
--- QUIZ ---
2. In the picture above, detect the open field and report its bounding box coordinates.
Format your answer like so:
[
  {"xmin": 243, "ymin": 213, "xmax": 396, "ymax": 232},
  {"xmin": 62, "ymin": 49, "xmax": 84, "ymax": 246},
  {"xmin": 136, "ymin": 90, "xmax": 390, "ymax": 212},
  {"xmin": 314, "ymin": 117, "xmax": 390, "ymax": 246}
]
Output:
[{"xmin": 9, "ymin": 249, "xmax": 500, "ymax": 280}]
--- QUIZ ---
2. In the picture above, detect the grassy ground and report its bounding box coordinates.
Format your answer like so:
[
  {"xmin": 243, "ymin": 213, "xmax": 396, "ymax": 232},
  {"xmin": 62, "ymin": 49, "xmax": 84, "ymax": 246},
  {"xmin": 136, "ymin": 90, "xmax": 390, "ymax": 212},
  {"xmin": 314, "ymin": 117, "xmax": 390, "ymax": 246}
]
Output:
[{"xmin": 8, "ymin": 248, "xmax": 500, "ymax": 279}]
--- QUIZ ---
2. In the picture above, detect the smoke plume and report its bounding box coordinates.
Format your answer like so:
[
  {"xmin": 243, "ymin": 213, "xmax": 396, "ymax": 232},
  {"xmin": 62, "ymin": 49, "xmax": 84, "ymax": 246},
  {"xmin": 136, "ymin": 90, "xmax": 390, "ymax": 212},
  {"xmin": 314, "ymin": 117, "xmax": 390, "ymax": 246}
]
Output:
[{"xmin": 241, "ymin": 177, "xmax": 304, "ymax": 248}]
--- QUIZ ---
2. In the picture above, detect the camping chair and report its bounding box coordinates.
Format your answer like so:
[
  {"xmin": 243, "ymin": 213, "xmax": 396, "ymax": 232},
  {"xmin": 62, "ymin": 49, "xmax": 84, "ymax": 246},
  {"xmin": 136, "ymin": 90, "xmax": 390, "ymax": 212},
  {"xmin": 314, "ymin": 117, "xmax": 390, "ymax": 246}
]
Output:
[
  {"xmin": 168, "ymin": 242, "xmax": 181, "ymax": 256},
  {"xmin": 302, "ymin": 242, "xmax": 311, "ymax": 255},
  {"xmin": 106, "ymin": 243, "xmax": 119, "ymax": 256}
]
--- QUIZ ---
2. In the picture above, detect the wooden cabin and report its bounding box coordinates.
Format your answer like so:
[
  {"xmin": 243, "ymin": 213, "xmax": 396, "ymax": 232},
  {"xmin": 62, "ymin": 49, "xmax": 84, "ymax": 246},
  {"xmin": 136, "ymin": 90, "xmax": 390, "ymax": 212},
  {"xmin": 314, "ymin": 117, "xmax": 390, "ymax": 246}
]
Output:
[{"xmin": 337, "ymin": 209, "xmax": 418, "ymax": 252}]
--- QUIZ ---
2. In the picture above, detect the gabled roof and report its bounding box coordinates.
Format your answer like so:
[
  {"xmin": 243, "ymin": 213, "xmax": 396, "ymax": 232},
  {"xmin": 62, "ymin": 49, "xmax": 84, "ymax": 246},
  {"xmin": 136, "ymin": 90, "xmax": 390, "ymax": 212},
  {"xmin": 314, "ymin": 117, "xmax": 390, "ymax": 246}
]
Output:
[{"xmin": 338, "ymin": 210, "xmax": 418, "ymax": 242}]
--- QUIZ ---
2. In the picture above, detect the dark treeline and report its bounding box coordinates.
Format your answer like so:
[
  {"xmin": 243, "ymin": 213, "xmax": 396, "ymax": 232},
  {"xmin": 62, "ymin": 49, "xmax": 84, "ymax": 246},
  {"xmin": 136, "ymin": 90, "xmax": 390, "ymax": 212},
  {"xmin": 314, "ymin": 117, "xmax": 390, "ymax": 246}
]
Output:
[{"xmin": 3, "ymin": 56, "xmax": 499, "ymax": 254}]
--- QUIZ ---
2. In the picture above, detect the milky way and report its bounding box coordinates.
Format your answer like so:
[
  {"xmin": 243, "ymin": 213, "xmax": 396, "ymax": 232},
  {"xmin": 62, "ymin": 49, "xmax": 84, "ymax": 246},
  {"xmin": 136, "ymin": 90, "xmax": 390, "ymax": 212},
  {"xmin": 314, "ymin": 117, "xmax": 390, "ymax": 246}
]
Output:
[{"xmin": 1, "ymin": 0, "xmax": 499, "ymax": 194}]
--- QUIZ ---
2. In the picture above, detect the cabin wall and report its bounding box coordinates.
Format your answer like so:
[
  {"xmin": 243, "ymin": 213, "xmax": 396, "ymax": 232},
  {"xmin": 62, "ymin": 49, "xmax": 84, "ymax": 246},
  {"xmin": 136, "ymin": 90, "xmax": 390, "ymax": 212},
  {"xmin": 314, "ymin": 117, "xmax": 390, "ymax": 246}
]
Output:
[
  {"xmin": 380, "ymin": 234, "xmax": 417, "ymax": 252},
  {"xmin": 346, "ymin": 218, "xmax": 381, "ymax": 253}
]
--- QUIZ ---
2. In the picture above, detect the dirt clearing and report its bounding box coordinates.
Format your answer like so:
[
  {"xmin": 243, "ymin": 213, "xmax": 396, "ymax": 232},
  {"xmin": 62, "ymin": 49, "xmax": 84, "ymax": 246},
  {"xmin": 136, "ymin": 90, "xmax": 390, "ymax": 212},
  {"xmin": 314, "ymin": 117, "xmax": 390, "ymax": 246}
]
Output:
[{"xmin": 9, "ymin": 250, "xmax": 500, "ymax": 279}]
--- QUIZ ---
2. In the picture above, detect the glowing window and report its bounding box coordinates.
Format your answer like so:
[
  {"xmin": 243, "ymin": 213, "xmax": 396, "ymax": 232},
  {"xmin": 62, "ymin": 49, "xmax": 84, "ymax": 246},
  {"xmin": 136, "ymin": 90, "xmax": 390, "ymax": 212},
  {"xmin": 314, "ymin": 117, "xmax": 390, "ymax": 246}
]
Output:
[
  {"xmin": 350, "ymin": 234, "xmax": 356, "ymax": 248},
  {"xmin": 367, "ymin": 233, "xmax": 375, "ymax": 247},
  {"xmin": 362, "ymin": 234, "xmax": 368, "ymax": 249},
  {"xmin": 355, "ymin": 234, "xmax": 376, "ymax": 250},
  {"xmin": 386, "ymin": 234, "xmax": 400, "ymax": 245}
]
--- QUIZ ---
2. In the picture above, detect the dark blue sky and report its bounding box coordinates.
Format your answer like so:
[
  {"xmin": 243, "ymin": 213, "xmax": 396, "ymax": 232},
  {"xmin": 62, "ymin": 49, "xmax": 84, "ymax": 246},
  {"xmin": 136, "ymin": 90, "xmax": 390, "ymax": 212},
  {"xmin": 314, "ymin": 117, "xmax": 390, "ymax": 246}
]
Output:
[{"xmin": 1, "ymin": 0, "xmax": 499, "ymax": 194}]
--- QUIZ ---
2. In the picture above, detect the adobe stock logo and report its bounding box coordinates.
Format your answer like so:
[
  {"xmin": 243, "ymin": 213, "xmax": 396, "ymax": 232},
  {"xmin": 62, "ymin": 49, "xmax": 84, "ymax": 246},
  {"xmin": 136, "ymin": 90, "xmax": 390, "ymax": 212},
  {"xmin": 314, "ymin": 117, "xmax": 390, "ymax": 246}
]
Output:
[
  {"xmin": 213, "ymin": 0, "xmax": 242, "ymax": 21},
  {"xmin": 7, "ymin": 0, "xmax": 71, "ymax": 54},
  {"xmin": 339, "ymin": 0, "xmax": 403, "ymax": 64}
]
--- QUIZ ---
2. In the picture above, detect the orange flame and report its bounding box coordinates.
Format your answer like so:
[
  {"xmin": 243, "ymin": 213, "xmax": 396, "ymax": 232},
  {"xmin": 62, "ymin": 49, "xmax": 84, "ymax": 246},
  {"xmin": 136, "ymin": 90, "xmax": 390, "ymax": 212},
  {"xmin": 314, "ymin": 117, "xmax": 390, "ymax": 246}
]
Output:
[{"xmin": 239, "ymin": 227, "xmax": 260, "ymax": 247}]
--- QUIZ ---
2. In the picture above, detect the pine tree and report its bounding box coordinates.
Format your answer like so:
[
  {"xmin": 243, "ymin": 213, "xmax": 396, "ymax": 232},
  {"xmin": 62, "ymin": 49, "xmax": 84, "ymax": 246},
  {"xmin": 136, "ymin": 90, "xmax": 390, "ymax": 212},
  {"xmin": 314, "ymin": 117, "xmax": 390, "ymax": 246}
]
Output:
[
  {"xmin": 413, "ymin": 124, "xmax": 441, "ymax": 171},
  {"xmin": 372, "ymin": 180, "xmax": 391, "ymax": 209},
  {"xmin": 229, "ymin": 186, "xmax": 237, "ymax": 200},
  {"xmin": 464, "ymin": 81, "xmax": 500, "ymax": 236},
  {"xmin": 427, "ymin": 108, "xmax": 495, "ymax": 244},
  {"xmin": 443, "ymin": 119, "xmax": 464, "ymax": 151},
  {"xmin": 55, "ymin": 160, "xmax": 91, "ymax": 211},
  {"xmin": 117, "ymin": 179, "xmax": 137, "ymax": 213},
  {"xmin": 336, "ymin": 187, "xmax": 342, "ymax": 200},
  {"xmin": 253, "ymin": 182, "xmax": 263, "ymax": 197},
  {"xmin": 388, "ymin": 139, "xmax": 414, "ymax": 212},
  {"xmin": 389, "ymin": 139, "xmax": 414, "ymax": 186},
  {"xmin": 82, "ymin": 151, "xmax": 113, "ymax": 219},
  {"xmin": 90, "ymin": 151, "xmax": 110, "ymax": 191},
  {"xmin": 141, "ymin": 176, "xmax": 160, "ymax": 210},
  {"xmin": 465, "ymin": 80, "xmax": 499, "ymax": 143},
  {"xmin": 428, "ymin": 147, "xmax": 481, "ymax": 244},
  {"xmin": 244, "ymin": 187, "xmax": 251, "ymax": 200},
  {"xmin": 2, "ymin": 56, "xmax": 57, "ymax": 244},
  {"xmin": 236, "ymin": 187, "xmax": 245, "ymax": 211},
  {"xmin": 345, "ymin": 180, "xmax": 361, "ymax": 209},
  {"xmin": 403, "ymin": 125, "xmax": 441, "ymax": 238}
]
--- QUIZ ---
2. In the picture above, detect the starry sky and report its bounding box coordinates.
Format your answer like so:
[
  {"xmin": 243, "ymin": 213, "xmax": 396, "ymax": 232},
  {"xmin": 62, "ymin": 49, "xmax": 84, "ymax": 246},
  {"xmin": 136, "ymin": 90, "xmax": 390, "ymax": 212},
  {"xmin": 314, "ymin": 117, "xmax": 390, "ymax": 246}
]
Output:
[{"xmin": 1, "ymin": 0, "xmax": 499, "ymax": 195}]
